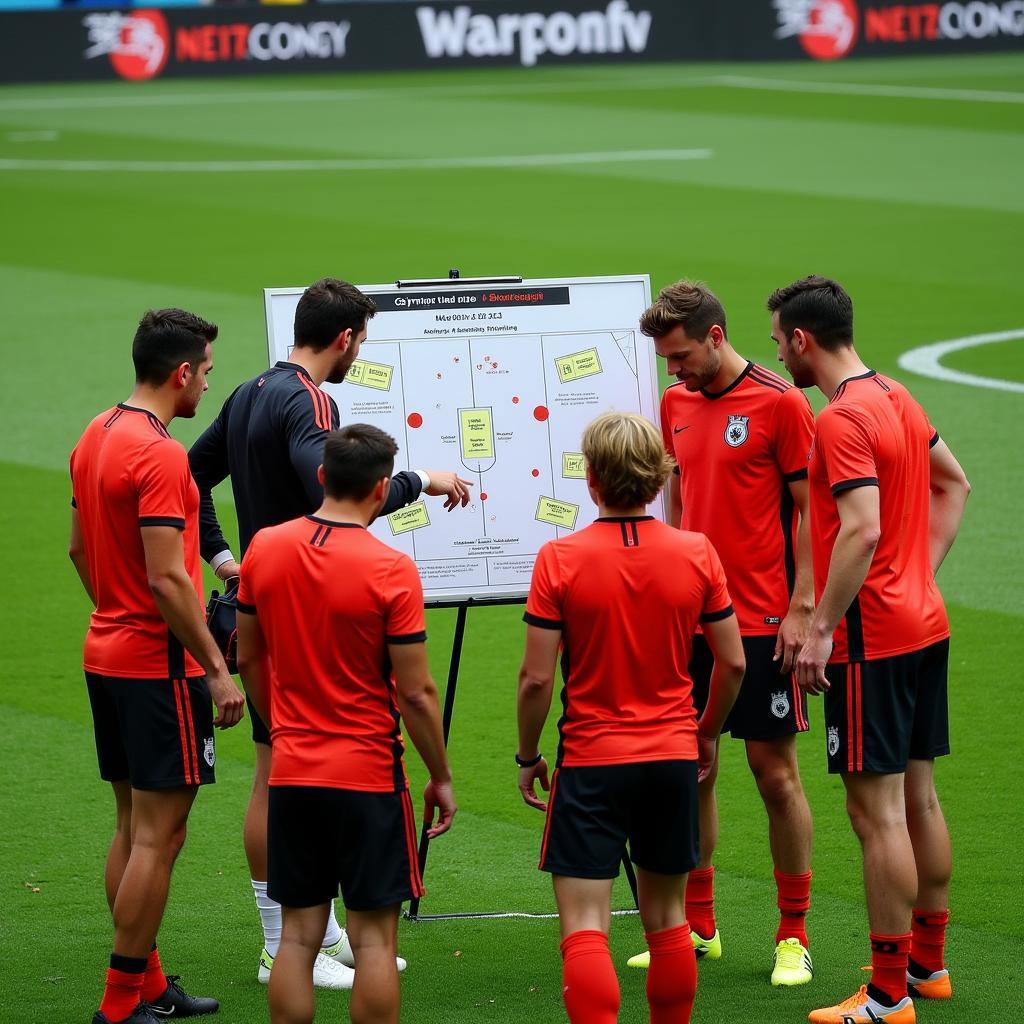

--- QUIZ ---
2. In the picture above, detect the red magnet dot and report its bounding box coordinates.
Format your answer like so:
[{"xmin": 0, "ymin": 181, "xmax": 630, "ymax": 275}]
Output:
[
  {"xmin": 407, "ymin": 413, "xmax": 423, "ymax": 428},
  {"xmin": 491, "ymin": 362, "xmax": 498, "ymax": 369},
  {"xmin": 480, "ymin": 492, "xmax": 488, "ymax": 501},
  {"xmin": 534, "ymin": 406, "xmax": 549, "ymax": 422},
  {"xmin": 531, "ymin": 469, "xmax": 540, "ymax": 477},
  {"xmin": 512, "ymin": 396, "xmax": 520, "ymax": 404}
]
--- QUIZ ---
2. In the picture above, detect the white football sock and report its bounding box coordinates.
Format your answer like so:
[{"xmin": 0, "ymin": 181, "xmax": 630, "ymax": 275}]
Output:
[
  {"xmin": 252, "ymin": 879, "xmax": 282, "ymax": 957},
  {"xmin": 322, "ymin": 900, "xmax": 344, "ymax": 948}
]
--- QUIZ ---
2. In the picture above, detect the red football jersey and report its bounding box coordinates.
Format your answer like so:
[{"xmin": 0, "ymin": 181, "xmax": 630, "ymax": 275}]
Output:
[
  {"xmin": 525, "ymin": 517, "xmax": 733, "ymax": 767},
  {"xmin": 70, "ymin": 404, "xmax": 204, "ymax": 679},
  {"xmin": 809, "ymin": 371, "xmax": 948, "ymax": 662},
  {"xmin": 237, "ymin": 516, "xmax": 427, "ymax": 792},
  {"xmin": 660, "ymin": 363, "xmax": 814, "ymax": 635}
]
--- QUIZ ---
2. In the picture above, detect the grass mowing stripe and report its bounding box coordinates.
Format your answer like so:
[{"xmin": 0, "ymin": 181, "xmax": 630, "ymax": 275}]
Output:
[{"xmin": 0, "ymin": 149, "xmax": 713, "ymax": 174}]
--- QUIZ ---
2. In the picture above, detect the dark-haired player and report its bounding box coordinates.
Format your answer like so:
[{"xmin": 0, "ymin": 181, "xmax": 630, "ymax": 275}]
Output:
[
  {"xmin": 517, "ymin": 411, "xmax": 744, "ymax": 1024},
  {"xmin": 189, "ymin": 277, "xmax": 472, "ymax": 984},
  {"xmin": 70, "ymin": 309, "xmax": 246, "ymax": 1023},
  {"xmin": 235, "ymin": 424, "xmax": 456, "ymax": 1024},
  {"xmin": 629, "ymin": 280, "xmax": 817, "ymax": 986},
  {"xmin": 768, "ymin": 276, "xmax": 970, "ymax": 1024}
]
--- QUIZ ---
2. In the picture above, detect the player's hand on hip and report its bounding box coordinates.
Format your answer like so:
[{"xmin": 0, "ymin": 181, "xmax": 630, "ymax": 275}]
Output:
[
  {"xmin": 208, "ymin": 670, "xmax": 246, "ymax": 728},
  {"xmin": 424, "ymin": 470, "xmax": 474, "ymax": 511},
  {"xmin": 518, "ymin": 758, "xmax": 549, "ymax": 812},
  {"xmin": 775, "ymin": 604, "xmax": 813, "ymax": 674},
  {"xmin": 423, "ymin": 778, "xmax": 457, "ymax": 838},
  {"xmin": 795, "ymin": 633, "xmax": 832, "ymax": 695},
  {"xmin": 697, "ymin": 731, "xmax": 718, "ymax": 784}
]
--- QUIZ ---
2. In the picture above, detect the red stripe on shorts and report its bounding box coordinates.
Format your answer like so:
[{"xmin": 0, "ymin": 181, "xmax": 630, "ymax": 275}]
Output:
[
  {"xmin": 846, "ymin": 665, "xmax": 855, "ymax": 773},
  {"xmin": 400, "ymin": 789, "xmax": 425, "ymax": 898},
  {"xmin": 177, "ymin": 679, "xmax": 202, "ymax": 784},
  {"xmin": 854, "ymin": 663, "xmax": 864, "ymax": 772},
  {"xmin": 538, "ymin": 769, "xmax": 559, "ymax": 869},
  {"xmin": 172, "ymin": 679, "xmax": 194, "ymax": 785}
]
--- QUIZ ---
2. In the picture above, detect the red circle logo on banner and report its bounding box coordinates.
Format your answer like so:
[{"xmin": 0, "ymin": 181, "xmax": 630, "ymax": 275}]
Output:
[
  {"xmin": 798, "ymin": 0, "xmax": 859, "ymax": 60},
  {"xmin": 109, "ymin": 10, "xmax": 170, "ymax": 81}
]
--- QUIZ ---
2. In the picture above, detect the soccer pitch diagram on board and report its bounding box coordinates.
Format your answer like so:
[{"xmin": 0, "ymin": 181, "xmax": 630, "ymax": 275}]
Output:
[{"xmin": 265, "ymin": 276, "xmax": 662, "ymax": 603}]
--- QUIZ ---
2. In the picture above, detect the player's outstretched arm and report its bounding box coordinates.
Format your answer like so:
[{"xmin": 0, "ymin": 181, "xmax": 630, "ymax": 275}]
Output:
[
  {"xmin": 235, "ymin": 609, "xmax": 269, "ymax": 726},
  {"xmin": 797, "ymin": 485, "xmax": 880, "ymax": 695},
  {"xmin": 699, "ymin": 614, "xmax": 745, "ymax": 782},
  {"xmin": 422, "ymin": 470, "xmax": 474, "ymax": 512},
  {"xmin": 68, "ymin": 508, "xmax": 95, "ymax": 606},
  {"xmin": 928, "ymin": 437, "xmax": 971, "ymax": 575},
  {"xmin": 390, "ymin": 641, "xmax": 456, "ymax": 838},
  {"xmin": 516, "ymin": 625, "xmax": 559, "ymax": 811},
  {"xmin": 141, "ymin": 524, "xmax": 245, "ymax": 728}
]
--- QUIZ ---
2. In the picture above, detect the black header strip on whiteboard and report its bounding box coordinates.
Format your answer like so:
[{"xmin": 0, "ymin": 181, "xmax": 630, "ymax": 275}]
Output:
[
  {"xmin": 396, "ymin": 276, "xmax": 523, "ymax": 288},
  {"xmin": 369, "ymin": 287, "xmax": 570, "ymax": 312}
]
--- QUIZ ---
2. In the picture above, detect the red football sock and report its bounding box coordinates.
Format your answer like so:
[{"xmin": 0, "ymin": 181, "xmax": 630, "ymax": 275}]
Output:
[
  {"xmin": 869, "ymin": 932, "xmax": 911, "ymax": 1005},
  {"xmin": 685, "ymin": 866, "xmax": 716, "ymax": 939},
  {"xmin": 774, "ymin": 868, "xmax": 812, "ymax": 946},
  {"xmin": 910, "ymin": 908, "xmax": 949, "ymax": 975},
  {"xmin": 99, "ymin": 953, "xmax": 146, "ymax": 1023},
  {"xmin": 645, "ymin": 923, "xmax": 697, "ymax": 1024},
  {"xmin": 141, "ymin": 945, "xmax": 168, "ymax": 1003},
  {"xmin": 560, "ymin": 930, "xmax": 619, "ymax": 1024}
]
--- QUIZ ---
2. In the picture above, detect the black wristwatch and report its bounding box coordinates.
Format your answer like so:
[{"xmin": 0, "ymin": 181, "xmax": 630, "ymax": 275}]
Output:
[{"xmin": 515, "ymin": 752, "xmax": 543, "ymax": 768}]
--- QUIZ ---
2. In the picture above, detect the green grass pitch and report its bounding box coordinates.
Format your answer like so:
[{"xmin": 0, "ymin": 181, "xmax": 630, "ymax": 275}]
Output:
[{"xmin": 1, "ymin": 53, "xmax": 1022, "ymax": 1023}]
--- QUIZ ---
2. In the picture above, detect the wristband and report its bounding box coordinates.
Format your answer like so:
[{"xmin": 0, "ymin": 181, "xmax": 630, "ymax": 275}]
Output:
[{"xmin": 515, "ymin": 752, "xmax": 543, "ymax": 768}]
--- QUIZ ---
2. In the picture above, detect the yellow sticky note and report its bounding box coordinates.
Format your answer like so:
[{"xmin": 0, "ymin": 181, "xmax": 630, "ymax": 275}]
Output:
[
  {"xmin": 555, "ymin": 348, "xmax": 603, "ymax": 383},
  {"xmin": 459, "ymin": 408, "xmax": 495, "ymax": 460},
  {"xmin": 387, "ymin": 502, "xmax": 431, "ymax": 536},
  {"xmin": 535, "ymin": 496, "xmax": 579, "ymax": 530},
  {"xmin": 347, "ymin": 359, "xmax": 393, "ymax": 391},
  {"xmin": 562, "ymin": 452, "xmax": 586, "ymax": 479}
]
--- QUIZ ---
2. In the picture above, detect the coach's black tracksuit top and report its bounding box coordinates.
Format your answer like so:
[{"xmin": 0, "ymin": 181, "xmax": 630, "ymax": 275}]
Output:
[{"xmin": 189, "ymin": 360, "xmax": 422, "ymax": 562}]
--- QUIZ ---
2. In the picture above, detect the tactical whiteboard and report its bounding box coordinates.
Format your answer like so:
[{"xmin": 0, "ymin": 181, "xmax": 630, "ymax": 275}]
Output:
[{"xmin": 264, "ymin": 275, "xmax": 663, "ymax": 604}]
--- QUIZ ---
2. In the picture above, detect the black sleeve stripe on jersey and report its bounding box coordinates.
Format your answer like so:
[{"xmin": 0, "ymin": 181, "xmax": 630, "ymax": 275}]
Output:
[
  {"xmin": 700, "ymin": 604, "xmax": 735, "ymax": 623},
  {"xmin": 750, "ymin": 363, "xmax": 791, "ymax": 389},
  {"xmin": 831, "ymin": 477, "xmax": 879, "ymax": 496},
  {"xmin": 523, "ymin": 612, "xmax": 563, "ymax": 630},
  {"xmin": 386, "ymin": 631, "xmax": 428, "ymax": 645},
  {"xmin": 748, "ymin": 368, "xmax": 789, "ymax": 394},
  {"xmin": 929, "ymin": 431, "xmax": 940, "ymax": 449},
  {"xmin": 139, "ymin": 516, "xmax": 186, "ymax": 529},
  {"xmin": 782, "ymin": 468, "xmax": 809, "ymax": 483},
  {"xmin": 236, "ymin": 600, "xmax": 257, "ymax": 615}
]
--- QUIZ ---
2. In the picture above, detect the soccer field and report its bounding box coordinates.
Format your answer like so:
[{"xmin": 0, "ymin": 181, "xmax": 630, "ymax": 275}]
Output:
[{"xmin": 1, "ymin": 53, "xmax": 1022, "ymax": 1023}]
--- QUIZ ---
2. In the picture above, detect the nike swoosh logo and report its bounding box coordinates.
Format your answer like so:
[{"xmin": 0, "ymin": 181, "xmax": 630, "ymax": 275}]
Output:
[
  {"xmin": 673, "ymin": 425, "xmax": 690, "ymax": 434},
  {"xmin": 149, "ymin": 1007, "xmax": 175, "ymax": 1017}
]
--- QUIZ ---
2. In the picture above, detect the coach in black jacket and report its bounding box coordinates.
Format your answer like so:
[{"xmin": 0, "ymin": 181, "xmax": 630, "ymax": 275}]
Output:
[{"xmin": 189, "ymin": 277, "xmax": 471, "ymax": 987}]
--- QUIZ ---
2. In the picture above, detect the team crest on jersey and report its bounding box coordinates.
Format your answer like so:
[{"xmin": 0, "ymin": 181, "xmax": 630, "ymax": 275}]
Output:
[
  {"xmin": 724, "ymin": 415, "xmax": 749, "ymax": 447},
  {"xmin": 770, "ymin": 690, "xmax": 791, "ymax": 719},
  {"xmin": 827, "ymin": 726, "xmax": 840, "ymax": 757},
  {"xmin": 203, "ymin": 737, "xmax": 216, "ymax": 767}
]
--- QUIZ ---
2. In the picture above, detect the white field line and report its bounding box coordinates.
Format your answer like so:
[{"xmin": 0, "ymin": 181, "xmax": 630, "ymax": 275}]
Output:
[
  {"xmin": 0, "ymin": 147, "xmax": 712, "ymax": 173},
  {"xmin": 408, "ymin": 908, "xmax": 639, "ymax": 921},
  {"xmin": 898, "ymin": 329, "xmax": 1024, "ymax": 394},
  {"xmin": 714, "ymin": 74, "xmax": 1024, "ymax": 105}
]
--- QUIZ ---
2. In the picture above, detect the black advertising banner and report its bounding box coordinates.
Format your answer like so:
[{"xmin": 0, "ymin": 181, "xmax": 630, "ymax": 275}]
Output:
[{"xmin": 0, "ymin": 0, "xmax": 1022, "ymax": 85}]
